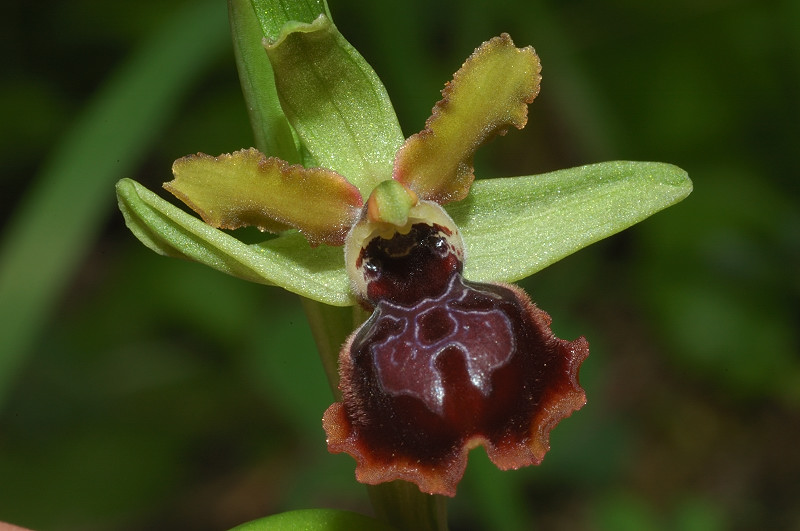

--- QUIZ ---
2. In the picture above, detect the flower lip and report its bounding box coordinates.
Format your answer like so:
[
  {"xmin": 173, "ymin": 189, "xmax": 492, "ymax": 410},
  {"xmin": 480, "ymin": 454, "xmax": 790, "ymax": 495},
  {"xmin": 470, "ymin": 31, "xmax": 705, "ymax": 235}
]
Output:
[{"xmin": 324, "ymin": 272, "xmax": 588, "ymax": 496}]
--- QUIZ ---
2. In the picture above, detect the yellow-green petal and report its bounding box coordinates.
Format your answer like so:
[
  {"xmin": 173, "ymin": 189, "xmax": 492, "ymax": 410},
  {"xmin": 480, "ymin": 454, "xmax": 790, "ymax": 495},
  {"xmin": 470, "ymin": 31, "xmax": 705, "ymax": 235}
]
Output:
[
  {"xmin": 164, "ymin": 148, "xmax": 362, "ymax": 247},
  {"xmin": 394, "ymin": 33, "xmax": 541, "ymax": 204}
]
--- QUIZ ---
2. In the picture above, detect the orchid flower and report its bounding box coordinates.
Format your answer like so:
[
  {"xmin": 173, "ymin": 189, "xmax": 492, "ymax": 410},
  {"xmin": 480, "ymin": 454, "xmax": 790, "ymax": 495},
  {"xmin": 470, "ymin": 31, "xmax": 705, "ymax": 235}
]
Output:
[{"xmin": 116, "ymin": 0, "xmax": 690, "ymax": 508}]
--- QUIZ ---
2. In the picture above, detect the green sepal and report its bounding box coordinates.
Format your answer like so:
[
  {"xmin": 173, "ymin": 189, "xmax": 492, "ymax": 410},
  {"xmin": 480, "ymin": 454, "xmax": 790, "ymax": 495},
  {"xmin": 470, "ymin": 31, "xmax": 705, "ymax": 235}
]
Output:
[
  {"xmin": 448, "ymin": 161, "xmax": 693, "ymax": 283},
  {"xmin": 116, "ymin": 178, "xmax": 353, "ymax": 306},
  {"xmin": 116, "ymin": 162, "xmax": 689, "ymax": 308},
  {"xmin": 264, "ymin": 14, "xmax": 404, "ymax": 196},
  {"xmin": 228, "ymin": 508, "xmax": 395, "ymax": 531}
]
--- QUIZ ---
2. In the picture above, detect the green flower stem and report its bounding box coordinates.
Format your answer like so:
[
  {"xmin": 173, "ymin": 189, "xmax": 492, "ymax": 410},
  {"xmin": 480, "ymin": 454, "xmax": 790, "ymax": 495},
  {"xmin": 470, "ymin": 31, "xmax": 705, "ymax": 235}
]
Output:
[
  {"xmin": 299, "ymin": 297, "xmax": 365, "ymax": 398},
  {"xmin": 368, "ymin": 481, "xmax": 448, "ymax": 531}
]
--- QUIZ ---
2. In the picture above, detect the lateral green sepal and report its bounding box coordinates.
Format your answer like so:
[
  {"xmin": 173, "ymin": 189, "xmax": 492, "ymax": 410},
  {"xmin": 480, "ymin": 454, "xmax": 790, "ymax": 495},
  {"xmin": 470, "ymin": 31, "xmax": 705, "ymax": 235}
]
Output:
[
  {"xmin": 116, "ymin": 178, "xmax": 353, "ymax": 305},
  {"xmin": 448, "ymin": 161, "xmax": 693, "ymax": 282}
]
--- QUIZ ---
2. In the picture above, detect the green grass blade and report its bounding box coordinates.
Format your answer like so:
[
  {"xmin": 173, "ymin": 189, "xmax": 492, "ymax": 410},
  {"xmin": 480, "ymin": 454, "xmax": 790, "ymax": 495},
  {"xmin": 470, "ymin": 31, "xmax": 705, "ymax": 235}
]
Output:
[{"xmin": 0, "ymin": 0, "xmax": 229, "ymax": 407}]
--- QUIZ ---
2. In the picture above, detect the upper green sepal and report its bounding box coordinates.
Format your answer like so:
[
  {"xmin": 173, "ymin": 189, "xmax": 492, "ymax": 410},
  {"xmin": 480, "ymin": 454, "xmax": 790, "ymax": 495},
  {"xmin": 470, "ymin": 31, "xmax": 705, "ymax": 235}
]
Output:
[
  {"xmin": 249, "ymin": 0, "xmax": 332, "ymax": 42},
  {"xmin": 264, "ymin": 14, "xmax": 404, "ymax": 196}
]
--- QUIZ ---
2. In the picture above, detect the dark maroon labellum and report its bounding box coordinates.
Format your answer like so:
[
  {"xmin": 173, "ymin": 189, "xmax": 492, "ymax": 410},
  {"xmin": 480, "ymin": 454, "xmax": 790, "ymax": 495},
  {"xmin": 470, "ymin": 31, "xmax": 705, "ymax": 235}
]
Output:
[{"xmin": 325, "ymin": 221, "xmax": 588, "ymax": 496}]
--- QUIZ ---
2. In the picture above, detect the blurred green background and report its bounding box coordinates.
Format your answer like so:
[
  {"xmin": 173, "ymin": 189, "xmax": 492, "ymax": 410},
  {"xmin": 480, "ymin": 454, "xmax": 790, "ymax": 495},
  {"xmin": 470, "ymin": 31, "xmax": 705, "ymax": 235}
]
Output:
[{"xmin": 1, "ymin": 0, "xmax": 798, "ymax": 530}]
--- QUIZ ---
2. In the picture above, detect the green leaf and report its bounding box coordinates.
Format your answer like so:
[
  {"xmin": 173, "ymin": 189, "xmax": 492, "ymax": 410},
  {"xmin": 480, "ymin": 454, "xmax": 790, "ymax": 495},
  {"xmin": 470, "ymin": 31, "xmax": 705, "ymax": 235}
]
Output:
[
  {"xmin": 165, "ymin": 148, "xmax": 362, "ymax": 246},
  {"xmin": 228, "ymin": 508, "xmax": 395, "ymax": 531},
  {"xmin": 116, "ymin": 178, "xmax": 353, "ymax": 306},
  {"xmin": 228, "ymin": 0, "xmax": 302, "ymax": 161},
  {"xmin": 394, "ymin": 34, "xmax": 540, "ymax": 204},
  {"xmin": 265, "ymin": 14, "xmax": 404, "ymax": 196},
  {"xmin": 448, "ymin": 161, "xmax": 692, "ymax": 283}
]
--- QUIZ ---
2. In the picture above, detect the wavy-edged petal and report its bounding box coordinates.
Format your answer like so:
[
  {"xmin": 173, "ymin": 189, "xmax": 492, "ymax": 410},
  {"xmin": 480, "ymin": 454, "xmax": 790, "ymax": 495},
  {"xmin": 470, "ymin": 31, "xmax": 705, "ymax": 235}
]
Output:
[
  {"xmin": 393, "ymin": 34, "xmax": 541, "ymax": 204},
  {"xmin": 448, "ymin": 161, "xmax": 693, "ymax": 283},
  {"xmin": 117, "ymin": 178, "xmax": 353, "ymax": 306},
  {"xmin": 265, "ymin": 14, "xmax": 404, "ymax": 196},
  {"xmin": 164, "ymin": 148, "xmax": 362, "ymax": 247},
  {"xmin": 327, "ymin": 214, "xmax": 587, "ymax": 496}
]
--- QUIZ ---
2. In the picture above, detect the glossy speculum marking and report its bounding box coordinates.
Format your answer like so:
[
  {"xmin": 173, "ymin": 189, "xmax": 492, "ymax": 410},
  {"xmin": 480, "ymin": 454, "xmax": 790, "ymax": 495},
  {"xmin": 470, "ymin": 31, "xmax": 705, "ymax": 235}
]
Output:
[{"xmin": 359, "ymin": 274, "xmax": 517, "ymax": 415}]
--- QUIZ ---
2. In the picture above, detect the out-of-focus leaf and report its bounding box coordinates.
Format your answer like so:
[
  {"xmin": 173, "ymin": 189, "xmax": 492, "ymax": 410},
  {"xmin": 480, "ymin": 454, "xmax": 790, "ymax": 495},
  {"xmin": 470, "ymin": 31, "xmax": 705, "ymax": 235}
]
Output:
[
  {"xmin": 0, "ymin": 0, "xmax": 228, "ymax": 407},
  {"xmin": 228, "ymin": 508, "xmax": 394, "ymax": 531},
  {"xmin": 116, "ymin": 178, "xmax": 352, "ymax": 306},
  {"xmin": 448, "ymin": 161, "xmax": 692, "ymax": 283},
  {"xmin": 265, "ymin": 14, "xmax": 404, "ymax": 196}
]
